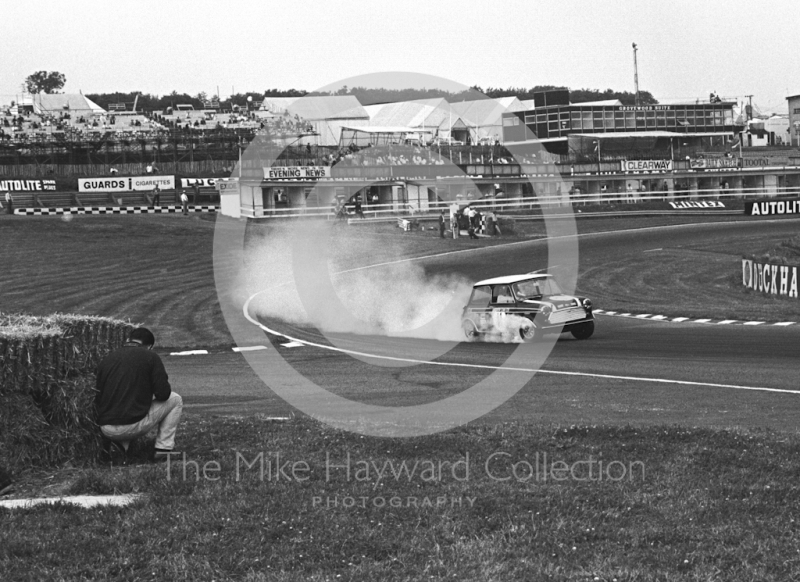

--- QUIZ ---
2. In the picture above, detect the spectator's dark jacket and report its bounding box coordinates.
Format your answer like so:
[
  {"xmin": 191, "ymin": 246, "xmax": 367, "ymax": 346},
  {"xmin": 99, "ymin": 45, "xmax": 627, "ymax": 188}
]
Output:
[{"xmin": 95, "ymin": 345, "xmax": 171, "ymax": 425}]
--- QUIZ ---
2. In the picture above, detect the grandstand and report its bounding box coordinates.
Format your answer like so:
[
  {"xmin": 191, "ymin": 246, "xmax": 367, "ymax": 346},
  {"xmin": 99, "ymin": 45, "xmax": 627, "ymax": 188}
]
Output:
[{"xmin": 2, "ymin": 90, "xmax": 800, "ymax": 213}]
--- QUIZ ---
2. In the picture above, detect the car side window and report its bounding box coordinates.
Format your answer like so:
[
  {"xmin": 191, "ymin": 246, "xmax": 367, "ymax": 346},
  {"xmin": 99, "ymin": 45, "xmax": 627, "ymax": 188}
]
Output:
[
  {"xmin": 492, "ymin": 285, "xmax": 514, "ymax": 304},
  {"xmin": 468, "ymin": 286, "xmax": 492, "ymax": 307},
  {"xmin": 514, "ymin": 280, "xmax": 542, "ymax": 299}
]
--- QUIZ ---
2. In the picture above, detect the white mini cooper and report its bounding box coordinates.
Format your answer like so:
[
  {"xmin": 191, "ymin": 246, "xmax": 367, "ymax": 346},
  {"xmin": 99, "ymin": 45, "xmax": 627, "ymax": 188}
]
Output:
[{"xmin": 461, "ymin": 273, "xmax": 595, "ymax": 341}]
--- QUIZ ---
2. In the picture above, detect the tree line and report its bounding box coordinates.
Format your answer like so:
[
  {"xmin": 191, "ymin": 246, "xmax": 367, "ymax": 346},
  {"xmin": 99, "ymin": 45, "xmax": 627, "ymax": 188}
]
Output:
[
  {"xmin": 20, "ymin": 67, "xmax": 655, "ymax": 110},
  {"xmin": 84, "ymin": 86, "xmax": 657, "ymax": 111}
]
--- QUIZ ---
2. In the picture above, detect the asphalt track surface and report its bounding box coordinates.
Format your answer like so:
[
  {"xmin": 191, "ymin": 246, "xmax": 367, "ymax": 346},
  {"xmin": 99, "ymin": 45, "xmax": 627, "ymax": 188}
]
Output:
[{"xmin": 164, "ymin": 219, "xmax": 800, "ymax": 431}]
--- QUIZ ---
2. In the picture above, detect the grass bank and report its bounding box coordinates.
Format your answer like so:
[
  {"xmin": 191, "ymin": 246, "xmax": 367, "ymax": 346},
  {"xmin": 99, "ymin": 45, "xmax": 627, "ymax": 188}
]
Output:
[{"xmin": 2, "ymin": 415, "xmax": 799, "ymax": 581}]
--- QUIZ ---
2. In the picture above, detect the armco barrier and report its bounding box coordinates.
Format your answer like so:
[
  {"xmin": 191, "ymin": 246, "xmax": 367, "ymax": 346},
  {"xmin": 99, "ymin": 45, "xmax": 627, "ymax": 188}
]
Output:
[{"xmin": 742, "ymin": 258, "xmax": 799, "ymax": 298}]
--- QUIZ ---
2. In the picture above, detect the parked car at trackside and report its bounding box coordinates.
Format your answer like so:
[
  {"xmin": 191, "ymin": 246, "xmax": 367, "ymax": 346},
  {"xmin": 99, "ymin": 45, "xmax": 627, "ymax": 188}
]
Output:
[{"xmin": 461, "ymin": 273, "xmax": 594, "ymax": 341}]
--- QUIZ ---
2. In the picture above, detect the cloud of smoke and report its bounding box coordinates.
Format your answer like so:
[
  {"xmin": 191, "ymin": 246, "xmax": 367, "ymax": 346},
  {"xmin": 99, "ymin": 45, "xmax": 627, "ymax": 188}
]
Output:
[
  {"xmin": 477, "ymin": 313, "xmax": 530, "ymax": 344},
  {"xmin": 241, "ymin": 222, "xmax": 475, "ymax": 342}
]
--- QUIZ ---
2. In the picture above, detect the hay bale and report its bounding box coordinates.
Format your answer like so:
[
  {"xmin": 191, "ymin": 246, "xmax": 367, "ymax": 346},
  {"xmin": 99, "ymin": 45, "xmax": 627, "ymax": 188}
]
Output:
[{"xmin": 0, "ymin": 313, "xmax": 135, "ymax": 471}]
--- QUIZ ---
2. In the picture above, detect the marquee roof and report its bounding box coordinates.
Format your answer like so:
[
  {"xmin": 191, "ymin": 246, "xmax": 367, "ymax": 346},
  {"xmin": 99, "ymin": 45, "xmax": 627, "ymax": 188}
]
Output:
[
  {"xmin": 449, "ymin": 97, "xmax": 523, "ymax": 127},
  {"xmin": 365, "ymin": 98, "xmax": 452, "ymax": 129},
  {"xmin": 32, "ymin": 93, "xmax": 105, "ymax": 114},
  {"xmin": 0, "ymin": 93, "xmax": 105, "ymax": 113},
  {"xmin": 259, "ymin": 95, "xmax": 368, "ymax": 120}
]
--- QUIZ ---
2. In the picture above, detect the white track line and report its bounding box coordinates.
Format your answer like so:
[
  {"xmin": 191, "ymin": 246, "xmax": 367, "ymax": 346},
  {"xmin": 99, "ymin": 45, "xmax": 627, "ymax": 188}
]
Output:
[
  {"xmin": 232, "ymin": 346, "xmax": 268, "ymax": 352},
  {"xmin": 0, "ymin": 494, "xmax": 142, "ymax": 509},
  {"xmin": 281, "ymin": 341, "xmax": 306, "ymax": 348}
]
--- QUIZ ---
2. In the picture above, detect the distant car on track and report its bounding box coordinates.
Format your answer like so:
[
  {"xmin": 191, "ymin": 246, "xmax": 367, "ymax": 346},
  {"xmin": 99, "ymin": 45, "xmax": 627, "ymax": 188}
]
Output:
[{"xmin": 461, "ymin": 273, "xmax": 594, "ymax": 342}]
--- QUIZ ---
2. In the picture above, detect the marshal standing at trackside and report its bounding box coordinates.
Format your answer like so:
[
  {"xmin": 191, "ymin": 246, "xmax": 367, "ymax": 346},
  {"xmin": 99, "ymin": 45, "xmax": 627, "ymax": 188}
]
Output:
[{"xmin": 95, "ymin": 327, "xmax": 183, "ymax": 461}]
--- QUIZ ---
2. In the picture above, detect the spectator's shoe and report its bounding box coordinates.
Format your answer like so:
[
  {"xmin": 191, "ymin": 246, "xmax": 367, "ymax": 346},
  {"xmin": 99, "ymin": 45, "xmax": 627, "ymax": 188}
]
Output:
[
  {"xmin": 100, "ymin": 438, "xmax": 130, "ymax": 465},
  {"xmin": 153, "ymin": 449, "xmax": 180, "ymax": 463}
]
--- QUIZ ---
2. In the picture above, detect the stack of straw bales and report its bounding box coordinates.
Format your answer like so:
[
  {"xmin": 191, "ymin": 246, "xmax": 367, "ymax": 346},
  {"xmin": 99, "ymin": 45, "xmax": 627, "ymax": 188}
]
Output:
[{"xmin": 0, "ymin": 314, "xmax": 133, "ymax": 472}]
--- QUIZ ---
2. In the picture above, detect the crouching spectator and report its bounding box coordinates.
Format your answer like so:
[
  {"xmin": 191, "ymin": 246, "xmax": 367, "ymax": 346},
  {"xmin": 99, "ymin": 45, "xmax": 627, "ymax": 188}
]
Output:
[{"xmin": 95, "ymin": 327, "xmax": 182, "ymax": 462}]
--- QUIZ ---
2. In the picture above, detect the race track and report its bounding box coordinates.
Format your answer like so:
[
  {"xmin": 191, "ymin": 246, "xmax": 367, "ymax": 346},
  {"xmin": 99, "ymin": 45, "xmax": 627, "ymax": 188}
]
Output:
[{"xmin": 165, "ymin": 219, "xmax": 800, "ymax": 430}]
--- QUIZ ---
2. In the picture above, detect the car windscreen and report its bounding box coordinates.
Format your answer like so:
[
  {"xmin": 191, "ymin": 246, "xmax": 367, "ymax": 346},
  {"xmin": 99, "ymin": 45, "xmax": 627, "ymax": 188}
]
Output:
[
  {"xmin": 468, "ymin": 285, "xmax": 492, "ymax": 307},
  {"xmin": 512, "ymin": 277, "xmax": 563, "ymax": 299}
]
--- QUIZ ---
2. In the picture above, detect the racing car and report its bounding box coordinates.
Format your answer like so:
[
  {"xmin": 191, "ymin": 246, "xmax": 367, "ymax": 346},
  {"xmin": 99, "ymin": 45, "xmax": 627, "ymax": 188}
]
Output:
[{"xmin": 461, "ymin": 273, "xmax": 594, "ymax": 341}]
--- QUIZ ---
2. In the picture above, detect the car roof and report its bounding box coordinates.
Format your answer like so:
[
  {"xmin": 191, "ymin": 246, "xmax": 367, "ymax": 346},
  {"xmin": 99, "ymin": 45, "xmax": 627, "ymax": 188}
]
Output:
[{"xmin": 473, "ymin": 273, "xmax": 551, "ymax": 286}]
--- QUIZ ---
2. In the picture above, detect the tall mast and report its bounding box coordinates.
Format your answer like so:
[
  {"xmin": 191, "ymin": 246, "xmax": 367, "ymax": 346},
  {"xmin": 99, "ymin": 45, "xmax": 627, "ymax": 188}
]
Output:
[{"xmin": 632, "ymin": 43, "xmax": 640, "ymax": 106}]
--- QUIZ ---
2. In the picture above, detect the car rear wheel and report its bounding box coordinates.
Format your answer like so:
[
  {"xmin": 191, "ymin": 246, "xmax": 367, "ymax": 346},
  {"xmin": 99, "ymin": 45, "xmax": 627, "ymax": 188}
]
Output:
[
  {"xmin": 571, "ymin": 321, "xmax": 595, "ymax": 340},
  {"xmin": 462, "ymin": 320, "xmax": 480, "ymax": 342},
  {"xmin": 519, "ymin": 320, "xmax": 540, "ymax": 342}
]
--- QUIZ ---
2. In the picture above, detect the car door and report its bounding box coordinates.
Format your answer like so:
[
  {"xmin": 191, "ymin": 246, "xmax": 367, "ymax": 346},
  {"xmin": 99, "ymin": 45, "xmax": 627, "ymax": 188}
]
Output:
[
  {"xmin": 490, "ymin": 285, "xmax": 515, "ymax": 327},
  {"xmin": 465, "ymin": 285, "xmax": 492, "ymax": 331}
]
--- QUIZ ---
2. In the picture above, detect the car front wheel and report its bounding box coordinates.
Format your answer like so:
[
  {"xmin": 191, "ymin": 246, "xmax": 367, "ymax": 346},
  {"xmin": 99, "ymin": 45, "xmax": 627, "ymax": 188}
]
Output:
[
  {"xmin": 571, "ymin": 321, "xmax": 595, "ymax": 340},
  {"xmin": 519, "ymin": 320, "xmax": 540, "ymax": 342}
]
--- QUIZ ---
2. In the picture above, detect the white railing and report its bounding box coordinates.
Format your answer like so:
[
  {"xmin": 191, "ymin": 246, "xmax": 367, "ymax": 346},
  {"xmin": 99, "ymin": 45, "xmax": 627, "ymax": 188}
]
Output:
[{"xmin": 251, "ymin": 186, "xmax": 800, "ymax": 220}]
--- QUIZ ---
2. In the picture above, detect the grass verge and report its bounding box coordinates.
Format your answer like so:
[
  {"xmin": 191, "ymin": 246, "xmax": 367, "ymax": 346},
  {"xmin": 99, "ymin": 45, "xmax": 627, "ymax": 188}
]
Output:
[{"xmin": 2, "ymin": 414, "xmax": 800, "ymax": 581}]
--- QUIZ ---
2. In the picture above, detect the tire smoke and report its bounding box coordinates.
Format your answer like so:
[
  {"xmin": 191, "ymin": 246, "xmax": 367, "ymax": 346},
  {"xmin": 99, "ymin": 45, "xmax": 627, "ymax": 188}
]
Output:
[{"xmin": 241, "ymin": 222, "xmax": 474, "ymax": 342}]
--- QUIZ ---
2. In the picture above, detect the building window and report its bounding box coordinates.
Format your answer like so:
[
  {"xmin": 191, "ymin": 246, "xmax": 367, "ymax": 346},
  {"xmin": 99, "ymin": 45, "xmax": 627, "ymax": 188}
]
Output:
[
  {"xmin": 582, "ymin": 111, "xmax": 593, "ymax": 130},
  {"xmin": 615, "ymin": 111, "xmax": 625, "ymax": 129},
  {"xmin": 571, "ymin": 111, "xmax": 581, "ymax": 130},
  {"xmin": 625, "ymin": 111, "xmax": 635, "ymax": 129}
]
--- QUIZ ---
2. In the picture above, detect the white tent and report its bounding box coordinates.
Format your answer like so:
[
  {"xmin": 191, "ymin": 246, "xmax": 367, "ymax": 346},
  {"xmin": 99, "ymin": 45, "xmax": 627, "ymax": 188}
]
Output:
[
  {"xmin": 31, "ymin": 93, "xmax": 105, "ymax": 115},
  {"xmin": 260, "ymin": 95, "xmax": 369, "ymax": 146}
]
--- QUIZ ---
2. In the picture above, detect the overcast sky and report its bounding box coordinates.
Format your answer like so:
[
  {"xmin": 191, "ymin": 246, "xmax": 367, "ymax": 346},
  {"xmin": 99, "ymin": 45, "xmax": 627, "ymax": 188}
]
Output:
[{"xmin": 2, "ymin": 0, "xmax": 797, "ymax": 114}]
